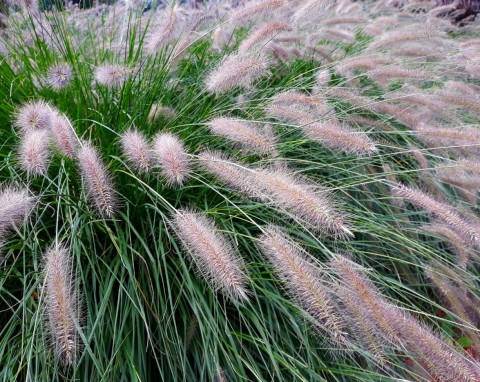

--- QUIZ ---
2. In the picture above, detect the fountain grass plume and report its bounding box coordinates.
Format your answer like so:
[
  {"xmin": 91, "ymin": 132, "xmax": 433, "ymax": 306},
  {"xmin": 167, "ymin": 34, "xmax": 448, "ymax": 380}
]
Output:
[
  {"xmin": 0, "ymin": 186, "xmax": 35, "ymax": 240},
  {"xmin": 77, "ymin": 142, "xmax": 117, "ymax": 218},
  {"xmin": 50, "ymin": 113, "xmax": 78, "ymax": 158},
  {"xmin": 258, "ymin": 226, "xmax": 349, "ymax": 345},
  {"xmin": 171, "ymin": 208, "xmax": 249, "ymax": 302},
  {"xmin": 43, "ymin": 245, "xmax": 82, "ymax": 366},
  {"xmin": 153, "ymin": 132, "xmax": 190, "ymax": 187},
  {"xmin": 46, "ymin": 63, "xmax": 72, "ymax": 90},
  {"xmin": 18, "ymin": 129, "xmax": 51, "ymax": 176},
  {"xmin": 120, "ymin": 129, "xmax": 153, "ymax": 174},
  {"xmin": 255, "ymin": 168, "xmax": 353, "ymax": 238},
  {"xmin": 205, "ymin": 53, "xmax": 269, "ymax": 94},
  {"xmin": 207, "ymin": 116, "xmax": 277, "ymax": 156},
  {"xmin": 14, "ymin": 99, "xmax": 53, "ymax": 132}
]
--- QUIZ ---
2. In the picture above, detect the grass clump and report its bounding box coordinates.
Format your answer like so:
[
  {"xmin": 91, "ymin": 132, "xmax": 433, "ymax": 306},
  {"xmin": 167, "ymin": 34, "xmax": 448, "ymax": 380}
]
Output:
[{"xmin": 1, "ymin": 0, "xmax": 480, "ymax": 381}]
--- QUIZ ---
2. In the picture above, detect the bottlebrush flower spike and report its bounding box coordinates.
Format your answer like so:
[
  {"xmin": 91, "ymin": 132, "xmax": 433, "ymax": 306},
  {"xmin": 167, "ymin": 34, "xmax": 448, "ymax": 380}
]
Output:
[
  {"xmin": 258, "ymin": 226, "xmax": 348, "ymax": 345},
  {"xmin": 207, "ymin": 117, "xmax": 277, "ymax": 155},
  {"xmin": 146, "ymin": 8, "xmax": 182, "ymax": 54},
  {"xmin": 332, "ymin": 255, "xmax": 480, "ymax": 381},
  {"xmin": 270, "ymin": 91, "xmax": 329, "ymax": 113},
  {"xmin": 0, "ymin": 186, "xmax": 35, "ymax": 240},
  {"xmin": 120, "ymin": 129, "xmax": 153, "ymax": 173},
  {"xmin": 153, "ymin": 132, "xmax": 190, "ymax": 187},
  {"xmin": 171, "ymin": 209, "xmax": 249, "ymax": 301},
  {"xmin": 14, "ymin": 99, "xmax": 53, "ymax": 132},
  {"xmin": 302, "ymin": 121, "xmax": 378, "ymax": 155},
  {"xmin": 205, "ymin": 53, "xmax": 269, "ymax": 94},
  {"xmin": 77, "ymin": 142, "xmax": 117, "ymax": 218},
  {"xmin": 19, "ymin": 129, "xmax": 51, "ymax": 176},
  {"xmin": 50, "ymin": 113, "xmax": 78, "ymax": 158},
  {"xmin": 44, "ymin": 245, "xmax": 82, "ymax": 366},
  {"xmin": 198, "ymin": 151, "xmax": 263, "ymax": 200},
  {"xmin": 94, "ymin": 64, "xmax": 130, "ymax": 87},
  {"xmin": 416, "ymin": 125, "xmax": 480, "ymax": 157},
  {"xmin": 292, "ymin": 0, "xmax": 335, "ymax": 22},
  {"xmin": 422, "ymin": 224, "xmax": 471, "ymax": 269},
  {"xmin": 392, "ymin": 184, "xmax": 479, "ymax": 244},
  {"xmin": 238, "ymin": 22, "xmax": 293, "ymax": 52},
  {"xmin": 368, "ymin": 24, "xmax": 446, "ymax": 50},
  {"xmin": 147, "ymin": 103, "xmax": 176, "ymax": 123},
  {"xmin": 47, "ymin": 63, "xmax": 72, "ymax": 90},
  {"xmin": 256, "ymin": 168, "xmax": 353, "ymax": 238},
  {"xmin": 230, "ymin": 0, "xmax": 285, "ymax": 22}
]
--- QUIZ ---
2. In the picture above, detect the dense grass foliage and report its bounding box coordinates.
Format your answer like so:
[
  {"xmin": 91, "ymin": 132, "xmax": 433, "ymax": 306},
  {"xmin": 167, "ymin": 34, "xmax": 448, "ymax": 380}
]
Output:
[{"xmin": 1, "ymin": 0, "xmax": 480, "ymax": 381}]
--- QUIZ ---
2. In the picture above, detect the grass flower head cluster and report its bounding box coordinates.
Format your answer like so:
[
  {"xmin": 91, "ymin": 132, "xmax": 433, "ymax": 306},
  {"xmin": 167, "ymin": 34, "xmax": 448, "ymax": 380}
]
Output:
[{"xmin": 1, "ymin": 0, "xmax": 480, "ymax": 380}]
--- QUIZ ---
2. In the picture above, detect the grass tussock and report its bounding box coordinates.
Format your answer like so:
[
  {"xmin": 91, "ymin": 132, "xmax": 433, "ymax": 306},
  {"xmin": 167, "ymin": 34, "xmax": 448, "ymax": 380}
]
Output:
[{"xmin": 1, "ymin": 0, "xmax": 480, "ymax": 380}]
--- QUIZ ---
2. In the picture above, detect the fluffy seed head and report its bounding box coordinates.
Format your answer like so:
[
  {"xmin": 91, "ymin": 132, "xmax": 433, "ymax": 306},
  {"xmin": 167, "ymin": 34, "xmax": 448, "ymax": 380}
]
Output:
[
  {"xmin": 146, "ymin": 8, "xmax": 182, "ymax": 54},
  {"xmin": 256, "ymin": 169, "xmax": 353, "ymax": 238},
  {"xmin": 19, "ymin": 129, "xmax": 51, "ymax": 176},
  {"xmin": 147, "ymin": 103, "xmax": 176, "ymax": 122},
  {"xmin": 258, "ymin": 226, "xmax": 348, "ymax": 344},
  {"xmin": 14, "ymin": 100, "xmax": 53, "ymax": 132},
  {"xmin": 0, "ymin": 186, "xmax": 35, "ymax": 240},
  {"xmin": 205, "ymin": 53, "xmax": 269, "ymax": 94},
  {"xmin": 47, "ymin": 63, "xmax": 72, "ymax": 90},
  {"xmin": 393, "ymin": 184, "xmax": 479, "ymax": 244},
  {"xmin": 120, "ymin": 129, "xmax": 153, "ymax": 173},
  {"xmin": 198, "ymin": 151, "xmax": 263, "ymax": 199},
  {"xmin": 230, "ymin": 0, "xmax": 285, "ymax": 22},
  {"xmin": 50, "ymin": 113, "xmax": 78, "ymax": 158},
  {"xmin": 77, "ymin": 142, "xmax": 117, "ymax": 218},
  {"xmin": 239, "ymin": 22, "xmax": 293, "ymax": 52},
  {"xmin": 44, "ymin": 245, "xmax": 81, "ymax": 366},
  {"xmin": 368, "ymin": 24, "xmax": 446, "ymax": 51},
  {"xmin": 207, "ymin": 117, "xmax": 276, "ymax": 155},
  {"xmin": 171, "ymin": 209, "xmax": 249, "ymax": 301},
  {"xmin": 94, "ymin": 64, "xmax": 130, "ymax": 87},
  {"xmin": 153, "ymin": 132, "xmax": 190, "ymax": 187},
  {"xmin": 302, "ymin": 121, "xmax": 377, "ymax": 155}
]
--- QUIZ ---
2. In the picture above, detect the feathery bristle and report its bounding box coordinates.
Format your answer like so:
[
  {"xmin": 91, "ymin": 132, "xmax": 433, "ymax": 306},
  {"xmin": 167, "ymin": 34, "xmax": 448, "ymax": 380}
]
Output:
[
  {"xmin": 416, "ymin": 125, "xmax": 480, "ymax": 156},
  {"xmin": 265, "ymin": 103, "xmax": 316, "ymax": 125},
  {"xmin": 332, "ymin": 255, "xmax": 480, "ymax": 381},
  {"xmin": 147, "ymin": 103, "xmax": 176, "ymax": 122},
  {"xmin": 302, "ymin": 121, "xmax": 377, "ymax": 155},
  {"xmin": 146, "ymin": 8, "xmax": 182, "ymax": 54},
  {"xmin": 393, "ymin": 184, "xmax": 478, "ymax": 244},
  {"xmin": 171, "ymin": 209, "xmax": 249, "ymax": 301},
  {"xmin": 230, "ymin": 0, "xmax": 285, "ymax": 22},
  {"xmin": 44, "ymin": 245, "xmax": 81, "ymax": 366},
  {"xmin": 198, "ymin": 151, "xmax": 263, "ymax": 199},
  {"xmin": 258, "ymin": 226, "xmax": 348, "ymax": 344},
  {"xmin": 47, "ymin": 63, "xmax": 72, "ymax": 90},
  {"xmin": 77, "ymin": 142, "xmax": 117, "ymax": 218},
  {"xmin": 422, "ymin": 224, "xmax": 471, "ymax": 268},
  {"xmin": 239, "ymin": 22, "xmax": 293, "ymax": 52},
  {"xmin": 94, "ymin": 64, "xmax": 130, "ymax": 87},
  {"xmin": 207, "ymin": 117, "xmax": 276, "ymax": 155},
  {"xmin": 205, "ymin": 53, "xmax": 269, "ymax": 94},
  {"xmin": 369, "ymin": 24, "xmax": 446, "ymax": 50},
  {"xmin": 153, "ymin": 133, "xmax": 190, "ymax": 187},
  {"xmin": 0, "ymin": 186, "xmax": 35, "ymax": 240},
  {"xmin": 14, "ymin": 100, "xmax": 53, "ymax": 132},
  {"xmin": 19, "ymin": 129, "xmax": 51, "ymax": 176},
  {"xmin": 270, "ymin": 91, "xmax": 329, "ymax": 113},
  {"xmin": 120, "ymin": 129, "xmax": 153, "ymax": 173},
  {"xmin": 256, "ymin": 169, "xmax": 353, "ymax": 238},
  {"xmin": 50, "ymin": 113, "xmax": 78, "ymax": 158},
  {"xmin": 292, "ymin": 0, "xmax": 335, "ymax": 22}
]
